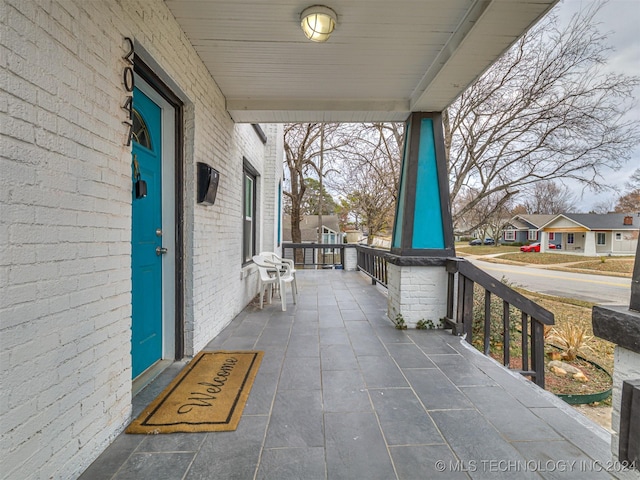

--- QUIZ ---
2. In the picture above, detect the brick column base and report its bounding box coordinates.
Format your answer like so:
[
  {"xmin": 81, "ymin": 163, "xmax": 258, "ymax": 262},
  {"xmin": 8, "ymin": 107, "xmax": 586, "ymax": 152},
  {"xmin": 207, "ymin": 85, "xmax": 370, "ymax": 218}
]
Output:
[
  {"xmin": 344, "ymin": 247, "xmax": 357, "ymax": 271},
  {"xmin": 593, "ymin": 305, "xmax": 640, "ymax": 467},
  {"xmin": 387, "ymin": 263, "xmax": 448, "ymax": 328},
  {"xmin": 611, "ymin": 345, "xmax": 640, "ymax": 463}
]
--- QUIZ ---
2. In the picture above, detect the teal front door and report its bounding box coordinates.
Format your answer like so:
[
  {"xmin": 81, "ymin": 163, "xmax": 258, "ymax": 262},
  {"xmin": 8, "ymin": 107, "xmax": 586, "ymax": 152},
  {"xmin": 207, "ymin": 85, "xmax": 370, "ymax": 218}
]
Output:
[{"xmin": 131, "ymin": 87, "xmax": 163, "ymax": 378}]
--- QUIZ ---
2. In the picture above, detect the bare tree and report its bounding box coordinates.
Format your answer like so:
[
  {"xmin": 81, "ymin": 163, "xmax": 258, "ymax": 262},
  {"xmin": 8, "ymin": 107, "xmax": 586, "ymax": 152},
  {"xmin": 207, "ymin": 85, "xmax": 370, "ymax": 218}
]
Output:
[
  {"xmin": 520, "ymin": 180, "xmax": 577, "ymax": 214},
  {"xmin": 283, "ymin": 123, "xmax": 343, "ymax": 261},
  {"xmin": 591, "ymin": 198, "xmax": 615, "ymax": 214},
  {"xmin": 626, "ymin": 168, "xmax": 640, "ymax": 191},
  {"xmin": 333, "ymin": 123, "xmax": 404, "ymax": 244},
  {"xmin": 445, "ymin": 3, "xmax": 640, "ymax": 233},
  {"xmin": 607, "ymin": 168, "xmax": 640, "ymax": 213},
  {"xmin": 455, "ymin": 188, "xmax": 515, "ymax": 243},
  {"xmin": 614, "ymin": 190, "xmax": 640, "ymax": 213}
]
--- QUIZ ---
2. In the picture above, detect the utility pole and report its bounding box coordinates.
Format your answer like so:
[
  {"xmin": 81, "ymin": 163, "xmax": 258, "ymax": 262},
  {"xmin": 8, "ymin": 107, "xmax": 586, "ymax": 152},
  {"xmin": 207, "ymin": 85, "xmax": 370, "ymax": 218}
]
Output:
[{"xmin": 317, "ymin": 124, "xmax": 324, "ymax": 245}]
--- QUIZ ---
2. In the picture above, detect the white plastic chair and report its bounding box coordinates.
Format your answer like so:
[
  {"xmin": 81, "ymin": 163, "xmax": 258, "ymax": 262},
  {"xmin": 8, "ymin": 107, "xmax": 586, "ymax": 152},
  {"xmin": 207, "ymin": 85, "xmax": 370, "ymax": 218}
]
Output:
[
  {"xmin": 253, "ymin": 254, "xmax": 297, "ymax": 311},
  {"xmin": 252, "ymin": 255, "xmax": 277, "ymax": 309},
  {"xmin": 260, "ymin": 251, "xmax": 298, "ymax": 294}
]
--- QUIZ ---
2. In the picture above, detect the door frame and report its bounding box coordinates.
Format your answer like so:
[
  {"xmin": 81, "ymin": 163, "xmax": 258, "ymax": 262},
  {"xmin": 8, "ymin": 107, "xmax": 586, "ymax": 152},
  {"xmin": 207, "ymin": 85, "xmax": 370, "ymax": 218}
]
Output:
[{"xmin": 134, "ymin": 58, "xmax": 184, "ymax": 361}]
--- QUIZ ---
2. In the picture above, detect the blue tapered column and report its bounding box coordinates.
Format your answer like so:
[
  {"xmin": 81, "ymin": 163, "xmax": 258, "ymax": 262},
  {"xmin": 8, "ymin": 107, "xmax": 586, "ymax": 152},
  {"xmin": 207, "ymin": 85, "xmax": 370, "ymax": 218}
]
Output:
[
  {"xmin": 387, "ymin": 112, "xmax": 455, "ymax": 327},
  {"xmin": 391, "ymin": 112, "xmax": 454, "ymax": 257}
]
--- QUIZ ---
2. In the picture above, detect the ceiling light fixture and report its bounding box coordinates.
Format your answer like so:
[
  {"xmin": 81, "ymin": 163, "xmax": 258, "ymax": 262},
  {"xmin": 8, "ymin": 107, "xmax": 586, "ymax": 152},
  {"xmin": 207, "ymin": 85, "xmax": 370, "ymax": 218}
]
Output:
[{"xmin": 300, "ymin": 5, "xmax": 337, "ymax": 42}]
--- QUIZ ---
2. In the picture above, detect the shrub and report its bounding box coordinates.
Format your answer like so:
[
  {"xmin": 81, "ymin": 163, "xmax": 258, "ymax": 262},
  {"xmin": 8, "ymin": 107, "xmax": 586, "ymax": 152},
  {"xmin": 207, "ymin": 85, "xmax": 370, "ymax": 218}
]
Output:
[
  {"xmin": 393, "ymin": 314, "xmax": 407, "ymax": 330},
  {"xmin": 547, "ymin": 324, "xmax": 593, "ymax": 361},
  {"xmin": 416, "ymin": 319, "xmax": 436, "ymax": 330}
]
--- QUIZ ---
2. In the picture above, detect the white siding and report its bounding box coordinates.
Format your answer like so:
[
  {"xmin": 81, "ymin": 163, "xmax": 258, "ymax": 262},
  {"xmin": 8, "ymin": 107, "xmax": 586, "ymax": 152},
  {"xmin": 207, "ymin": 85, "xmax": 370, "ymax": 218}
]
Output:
[
  {"xmin": 546, "ymin": 217, "xmax": 585, "ymax": 229},
  {"xmin": 1, "ymin": 1, "xmax": 282, "ymax": 478},
  {"xmin": 611, "ymin": 230, "xmax": 638, "ymax": 255}
]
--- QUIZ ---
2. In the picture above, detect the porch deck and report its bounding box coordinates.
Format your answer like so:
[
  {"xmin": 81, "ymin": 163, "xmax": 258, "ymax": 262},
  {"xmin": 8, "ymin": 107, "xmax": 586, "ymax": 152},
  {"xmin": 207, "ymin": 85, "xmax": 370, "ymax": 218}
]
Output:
[{"xmin": 80, "ymin": 270, "xmax": 625, "ymax": 480}]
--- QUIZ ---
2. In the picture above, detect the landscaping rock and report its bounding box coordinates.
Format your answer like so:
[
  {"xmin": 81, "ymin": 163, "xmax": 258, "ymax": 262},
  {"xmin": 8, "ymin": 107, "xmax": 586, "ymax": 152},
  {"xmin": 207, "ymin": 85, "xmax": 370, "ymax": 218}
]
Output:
[
  {"xmin": 551, "ymin": 365, "xmax": 567, "ymax": 376},
  {"xmin": 549, "ymin": 360, "xmax": 584, "ymax": 376}
]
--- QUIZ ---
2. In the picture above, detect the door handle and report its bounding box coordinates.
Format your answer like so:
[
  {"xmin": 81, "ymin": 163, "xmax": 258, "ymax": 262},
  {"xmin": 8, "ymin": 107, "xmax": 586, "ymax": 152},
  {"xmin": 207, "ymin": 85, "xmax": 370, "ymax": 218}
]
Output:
[{"xmin": 156, "ymin": 246, "xmax": 168, "ymax": 256}]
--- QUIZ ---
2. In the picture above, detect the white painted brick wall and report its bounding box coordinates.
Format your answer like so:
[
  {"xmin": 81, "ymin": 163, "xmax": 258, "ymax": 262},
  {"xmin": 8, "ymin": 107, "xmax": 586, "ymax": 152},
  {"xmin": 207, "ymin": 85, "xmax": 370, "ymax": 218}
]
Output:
[
  {"xmin": 1, "ymin": 0, "xmax": 283, "ymax": 478},
  {"xmin": 387, "ymin": 263, "xmax": 448, "ymax": 327},
  {"xmin": 2, "ymin": 1, "xmax": 133, "ymax": 478},
  {"xmin": 260, "ymin": 124, "xmax": 285, "ymax": 254},
  {"xmin": 344, "ymin": 247, "xmax": 358, "ymax": 271}
]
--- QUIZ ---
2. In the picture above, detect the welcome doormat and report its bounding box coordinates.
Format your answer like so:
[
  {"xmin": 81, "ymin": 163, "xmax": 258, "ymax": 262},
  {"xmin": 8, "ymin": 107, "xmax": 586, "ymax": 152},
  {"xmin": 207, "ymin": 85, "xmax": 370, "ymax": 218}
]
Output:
[{"xmin": 126, "ymin": 351, "xmax": 263, "ymax": 434}]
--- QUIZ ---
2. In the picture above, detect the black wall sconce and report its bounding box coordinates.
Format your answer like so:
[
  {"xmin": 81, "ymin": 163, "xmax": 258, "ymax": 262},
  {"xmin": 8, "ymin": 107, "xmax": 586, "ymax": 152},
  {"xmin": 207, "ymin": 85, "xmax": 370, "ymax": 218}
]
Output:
[{"xmin": 197, "ymin": 162, "xmax": 220, "ymax": 206}]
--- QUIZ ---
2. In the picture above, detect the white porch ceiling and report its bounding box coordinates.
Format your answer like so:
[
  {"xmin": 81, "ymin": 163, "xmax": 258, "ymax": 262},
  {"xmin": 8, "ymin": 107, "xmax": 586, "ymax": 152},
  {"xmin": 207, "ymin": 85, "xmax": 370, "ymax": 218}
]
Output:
[{"xmin": 164, "ymin": 0, "xmax": 558, "ymax": 123}]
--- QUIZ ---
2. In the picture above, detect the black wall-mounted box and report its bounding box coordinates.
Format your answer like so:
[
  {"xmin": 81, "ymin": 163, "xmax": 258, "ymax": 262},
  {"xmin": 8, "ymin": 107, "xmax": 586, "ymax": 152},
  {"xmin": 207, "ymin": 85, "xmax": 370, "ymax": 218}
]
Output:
[{"xmin": 197, "ymin": 162, "xmax": 220, "ymax": 206}]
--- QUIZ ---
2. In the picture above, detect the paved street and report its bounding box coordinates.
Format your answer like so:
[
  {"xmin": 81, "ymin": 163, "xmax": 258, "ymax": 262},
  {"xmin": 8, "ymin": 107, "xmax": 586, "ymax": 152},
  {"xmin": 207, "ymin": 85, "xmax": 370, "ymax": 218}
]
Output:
[{"xmin": 469, "ymin": 258, "xmax": 632, "ymax": 305}]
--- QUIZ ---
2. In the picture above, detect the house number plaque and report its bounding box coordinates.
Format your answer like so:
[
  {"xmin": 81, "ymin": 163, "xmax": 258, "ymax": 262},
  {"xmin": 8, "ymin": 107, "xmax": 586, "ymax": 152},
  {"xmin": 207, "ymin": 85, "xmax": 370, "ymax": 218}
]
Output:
[{"xmin": 122, "ymin": 37, "xmax": 134, "ymax": 146}]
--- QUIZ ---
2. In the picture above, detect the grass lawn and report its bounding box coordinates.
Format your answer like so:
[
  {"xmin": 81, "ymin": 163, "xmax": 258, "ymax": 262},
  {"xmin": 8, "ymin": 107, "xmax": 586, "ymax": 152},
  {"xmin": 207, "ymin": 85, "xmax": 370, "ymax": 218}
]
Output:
[
  {"xmin": 489, "ymin": 252, "xmax": 635, "ymax": 277},
  {"xmin": 557, "ymin": 258, "xmax": 635, "ymax": 276},
  {"xmin": 497, "ymin": 252, "xmax": 589, "ymax": 264},
  {"xmin": 456, "ymin": 244, "xmax": 521, "ymax": 255}
]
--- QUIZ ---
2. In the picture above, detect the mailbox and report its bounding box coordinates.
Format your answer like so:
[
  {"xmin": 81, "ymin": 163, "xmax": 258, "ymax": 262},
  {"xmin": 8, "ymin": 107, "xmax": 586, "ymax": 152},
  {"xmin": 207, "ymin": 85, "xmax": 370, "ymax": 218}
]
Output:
[{"xmin": 197, "ymin": 162, "xmax": 220, "ymax": 206}]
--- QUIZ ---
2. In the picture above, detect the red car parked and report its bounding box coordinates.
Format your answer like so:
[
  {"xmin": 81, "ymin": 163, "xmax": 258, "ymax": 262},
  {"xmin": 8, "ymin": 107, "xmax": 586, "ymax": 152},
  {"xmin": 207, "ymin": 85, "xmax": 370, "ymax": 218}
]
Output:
[
  {"xmin": 520, "ymin": 243, "xmax": 540, "ymax": 252},
  {"xmin": 520, "ymin": 243, "xmax": 556, "ymax": 252}
]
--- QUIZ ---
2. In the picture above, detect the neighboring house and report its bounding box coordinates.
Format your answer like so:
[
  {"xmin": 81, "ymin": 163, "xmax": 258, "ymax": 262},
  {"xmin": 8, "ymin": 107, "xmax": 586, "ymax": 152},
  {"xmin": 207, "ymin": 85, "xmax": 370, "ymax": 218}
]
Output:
[
  {"xmin": 539, "ymin": 213, "xmax": 639, "ymax": 256},
  {"xmin": 453, "ymin": 219, "xmax": 475, "ymax": 241},
  {"xmin": 282, "ymin": 215, "xmax": 343, "ymax": 265},
  {"xmin": 503, "ymin": 214, "xmax": 560, "ymax": 246},
  {"xmin": 283, "ymin": 215, "xmax": 342, "ymax": 244}
]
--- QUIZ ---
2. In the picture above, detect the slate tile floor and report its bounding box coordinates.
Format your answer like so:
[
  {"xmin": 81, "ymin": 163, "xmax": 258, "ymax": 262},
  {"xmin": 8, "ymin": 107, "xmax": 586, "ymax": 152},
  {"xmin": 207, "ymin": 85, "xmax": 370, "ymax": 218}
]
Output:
[{"xmin": 80, "ymin": 270, "xmax": 633, "ymax": 480}]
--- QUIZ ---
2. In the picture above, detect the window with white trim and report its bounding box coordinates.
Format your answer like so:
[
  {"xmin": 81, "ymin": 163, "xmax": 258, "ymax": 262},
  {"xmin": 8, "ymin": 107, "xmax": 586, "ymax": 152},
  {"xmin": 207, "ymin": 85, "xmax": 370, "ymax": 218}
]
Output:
[
  {"xmin": 596, "ymin": 232, "xmax": 606, "ymax": 245},
  {"xmin": 504, "ymin": 230, "xmax": 515, "ymax": 241},
  {"xmin": 615, "ymin": 232, "xmax": 622, "ymax": 241},
  {"xmin": 567, "ymin": 233, "xmax": 574, "ymax": 244},
  {"xmin": 243, "ymin": 162, "xmax": 258, "ymax": 264},
  {"xmin": 528, "ymin": 229, "xmax": 538, "ymax": 241}
]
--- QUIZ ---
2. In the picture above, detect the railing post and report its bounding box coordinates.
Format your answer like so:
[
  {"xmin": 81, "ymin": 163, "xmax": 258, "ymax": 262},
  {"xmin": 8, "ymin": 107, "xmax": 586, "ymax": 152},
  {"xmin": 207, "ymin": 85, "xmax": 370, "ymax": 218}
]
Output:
[
  {"xmin": 521, "ymin": 312, "xmax": 529, "ymax": 373},
  {"xmin": 462, "ymin": 277, "xmax": 474, "ymax": 341},
  {"xmin": 503, "ymin": 300, "xmax": 510, "ymax": 368},
  {"xmin": 531, "ymin": 320, "xmax": 545, "ymax": 388},
  {"xmin": 383, "ymin": 259, "xmax": 387, "ymax": 285},
  {"xmin": 370, "ymin": 253, "xmax": 376, "ymax": 285},
  {"xmin": 446, "ymin": 271, "xmax": 454, "ymax": 321},
  {"xmin": 484, "ymin": 290, "xmax": 491, "ymax": 356}
]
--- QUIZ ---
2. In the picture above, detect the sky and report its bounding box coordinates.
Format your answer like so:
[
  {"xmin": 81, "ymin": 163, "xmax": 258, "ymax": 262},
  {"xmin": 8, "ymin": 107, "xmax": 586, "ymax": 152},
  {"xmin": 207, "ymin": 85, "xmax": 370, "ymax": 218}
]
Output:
[{"xmin": 554, "ymin": 0, "xmax": 640, "ymax": 211}]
